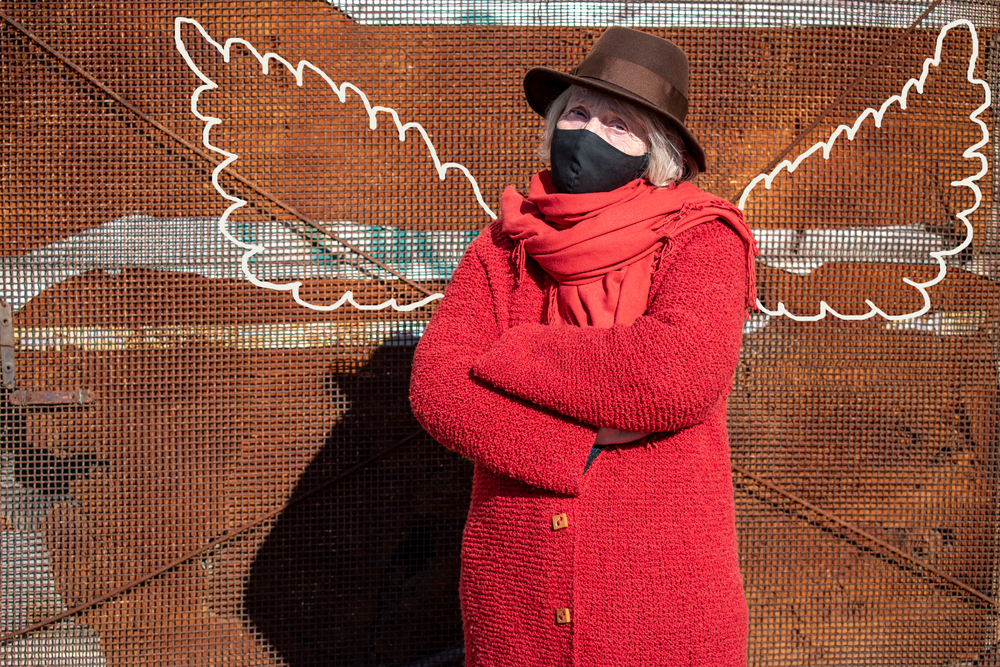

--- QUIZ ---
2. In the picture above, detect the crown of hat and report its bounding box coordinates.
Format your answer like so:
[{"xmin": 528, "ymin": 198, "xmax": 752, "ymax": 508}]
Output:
[{"xmin": 523, "ymin": 27, "xmax": 706, "ymax": 172}]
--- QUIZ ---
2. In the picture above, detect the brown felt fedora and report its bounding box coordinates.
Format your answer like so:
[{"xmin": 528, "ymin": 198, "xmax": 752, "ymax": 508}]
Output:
[{"xmin": 523, "ymin": 27, "xmax": 706, "ymax": 172}]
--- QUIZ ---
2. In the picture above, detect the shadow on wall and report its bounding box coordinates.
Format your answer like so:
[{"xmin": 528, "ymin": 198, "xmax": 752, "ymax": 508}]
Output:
[
  {"xmin": 2, "ymin": 400, "xmax": 103, "ymax": 498},
  {"xmin": 244, "ymin": 340, "xmax": 472, "ymax": 667}
]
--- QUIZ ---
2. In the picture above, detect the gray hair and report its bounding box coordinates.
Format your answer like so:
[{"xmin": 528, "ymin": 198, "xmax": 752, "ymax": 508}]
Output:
[{"xmin": 537, "ymin": 85, "xmax": 697, "ymax": 187}]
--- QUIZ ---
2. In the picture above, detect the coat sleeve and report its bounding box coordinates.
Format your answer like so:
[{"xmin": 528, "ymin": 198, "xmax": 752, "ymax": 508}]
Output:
[
  {"xmin": 409, "ymin": 230, "xmax": 598, "ymax": 497},
  {"xmin": 470, "ymin": 220, "xmax": 749, "ymax": 435}
]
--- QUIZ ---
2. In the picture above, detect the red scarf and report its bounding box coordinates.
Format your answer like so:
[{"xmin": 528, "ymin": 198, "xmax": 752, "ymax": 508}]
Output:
[{"xmin": 501, "ymin": 171, "xmax": 758, "ymax": 327}]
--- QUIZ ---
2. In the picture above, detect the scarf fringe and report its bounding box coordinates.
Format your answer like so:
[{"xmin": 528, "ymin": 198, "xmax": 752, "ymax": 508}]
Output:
[
  {"xmin": 653, "ymin": 238, "xmax": 674, "ymax": 273},
  {"xmin": 746, "ymin": 246, "xmax": 759, "ymax": 316},
  {"xmin": 655, "ymin": 201, "xmax": 696, "ymax": 236},
  {"xmin": 546, "ymin": 286, "xmax": 559, "ymax": 325},
  {"xmin": 657, "ymin": 199, "xmax": 760, "ymax": 314},
  {"xmin": 511, "ymin": 240, "xmax": 527, "ymax": 285},
  {"xmin": 511, "ymin": 238, "xmax": 566, "ymax": 327}
]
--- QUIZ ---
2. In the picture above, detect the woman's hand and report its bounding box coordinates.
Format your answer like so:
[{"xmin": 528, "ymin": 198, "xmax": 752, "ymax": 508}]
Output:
[{"xmin": 594, "ymin": 427, "xmax": 650, "ymax": 445}]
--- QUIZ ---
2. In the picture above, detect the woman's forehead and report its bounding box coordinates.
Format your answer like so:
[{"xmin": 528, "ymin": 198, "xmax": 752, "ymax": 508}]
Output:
[
  {"xmin": 567, "ymin": 88, "xmax": 613, "ymax": 108},
  {"xmin": 566, "ymin": 89, "xmax": 641, "ymax": 122}
]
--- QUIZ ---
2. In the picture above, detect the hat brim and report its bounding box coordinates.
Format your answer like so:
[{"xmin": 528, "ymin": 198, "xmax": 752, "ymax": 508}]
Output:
[{"xmin": 523, "ymin": 67, "xmax": 707, "ymax": 173}]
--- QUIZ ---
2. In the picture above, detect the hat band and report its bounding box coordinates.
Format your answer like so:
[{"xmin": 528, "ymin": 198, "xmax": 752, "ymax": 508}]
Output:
[{"xmin": 575, "ymin": 55, "xmax": 688, "ymax": 120}]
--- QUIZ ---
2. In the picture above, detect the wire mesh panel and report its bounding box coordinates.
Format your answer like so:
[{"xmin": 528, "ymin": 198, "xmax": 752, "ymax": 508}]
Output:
[{"xmin": 0, "ymin": 1, "xmax": 997, "ymax": 665}]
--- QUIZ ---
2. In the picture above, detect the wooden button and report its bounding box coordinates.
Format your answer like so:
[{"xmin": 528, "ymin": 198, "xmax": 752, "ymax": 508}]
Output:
[
  {"xmin": 556, "ymin": 608, "xmax": 572, "ymax": 624},
  {"xmin": 551, "ymin": 513, "xmax": 568, "ymax": 530}
]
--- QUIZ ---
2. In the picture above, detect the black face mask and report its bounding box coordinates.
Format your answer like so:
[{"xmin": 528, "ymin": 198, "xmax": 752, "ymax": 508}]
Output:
[{"xmin": 549, "ymin": 128, "xmax": 650, "ymax": 194}]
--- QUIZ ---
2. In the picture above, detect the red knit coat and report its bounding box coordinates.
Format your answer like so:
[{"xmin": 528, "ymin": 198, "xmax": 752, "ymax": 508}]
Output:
[{"xmin": 409, "ymin": 216, "xmax": 750, "ymax": 667}]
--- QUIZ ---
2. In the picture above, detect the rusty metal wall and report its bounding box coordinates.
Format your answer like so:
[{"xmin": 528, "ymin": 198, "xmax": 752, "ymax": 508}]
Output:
[{"xmin": 1, "ymin": 1, "xmax": 998, "ymax": 665}]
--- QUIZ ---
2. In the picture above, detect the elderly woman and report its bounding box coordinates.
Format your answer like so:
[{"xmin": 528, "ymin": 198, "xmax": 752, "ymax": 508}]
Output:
[{"xmin": 410, "ymin": 27, "xmax": 758, "ymax": 667}]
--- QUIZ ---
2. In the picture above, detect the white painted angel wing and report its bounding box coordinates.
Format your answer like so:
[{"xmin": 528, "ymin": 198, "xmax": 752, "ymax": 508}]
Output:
[
  {"xmin": 173, "ymin": 17, "xmax": 495, "ymax": 312},
  {"xmin": 738, "ymin": 19, "xmax": 991, "ymax": 322}
]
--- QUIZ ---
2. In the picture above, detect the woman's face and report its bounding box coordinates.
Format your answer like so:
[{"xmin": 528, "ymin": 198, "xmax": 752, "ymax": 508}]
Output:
[{"xmin": 556, "ymin": 91, "xmax": 649, "ymax": 157}]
